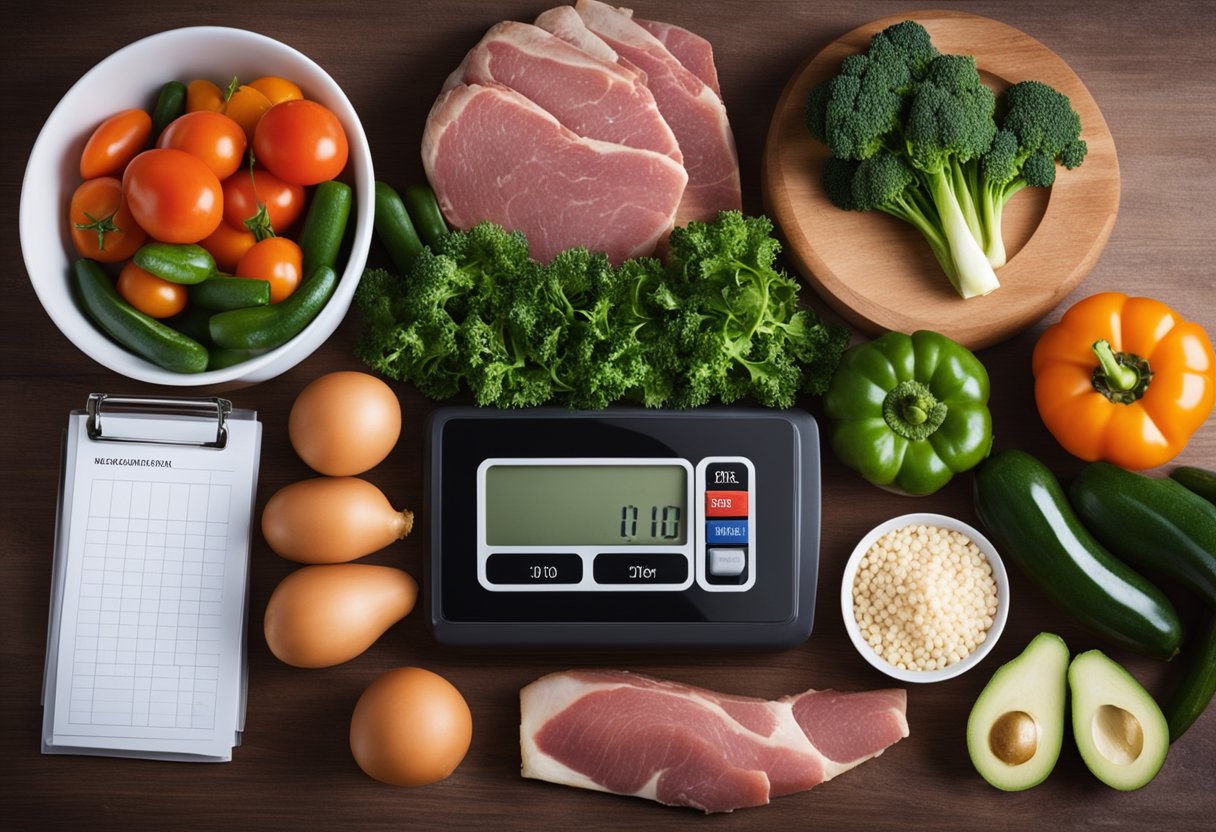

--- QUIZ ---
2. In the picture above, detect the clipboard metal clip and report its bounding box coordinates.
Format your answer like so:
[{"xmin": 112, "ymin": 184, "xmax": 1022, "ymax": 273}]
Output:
[{"xmin": 86, "ymin": 393, "xmax": 232, "ymax": 449}]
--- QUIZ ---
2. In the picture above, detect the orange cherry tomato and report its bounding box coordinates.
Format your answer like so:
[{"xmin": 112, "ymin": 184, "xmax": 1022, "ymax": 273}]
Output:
[
  {"xmin": 236, "ymin": 237, "xmax": 302, "ymax": 303},
  {"xmin": 199, "ymin": 221, "xmax": 256, "ymax": 273},
  {"xmin": 222, "ymin": 169, "xmax": 305, "ymax": 234},
  {"xmin": 225, "ymin": 85, "xmax": 273, "ymax": 145},
  {"xmin": 122, "ymin": 149, "xmax": 223, "ymax": 244},
  {"xmin": 69, "ymin": 177, "xmax": 146, "ymax": 262},
  {"xmin": 249, "ymin": 76, "xmax": 303, "ymax": 106},
  {"xmin": 186, "ymin": 79, "xmax": 224, "ymax": 113},
  {"xmin": 1033, "ymin": 292, "xmax": 1216, "ymax": 470},
  {"xmin": 80, "ymin": 109, "xmax": 152, "ymax": 179},
  {"xmin": 116, "ymin": 262, "xmax": 187, "ymax": 318},
  {"xmin": 254, "ymin": 99, "xmax": 348, "ymax": 185},
  {"xmin": 157, "ymin": 111, "xmax": 247, "ymax": 180}
]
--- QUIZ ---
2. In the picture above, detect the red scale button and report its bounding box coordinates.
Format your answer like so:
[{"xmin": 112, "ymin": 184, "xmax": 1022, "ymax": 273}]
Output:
[{"xmin": 705, "ymin": 490, "xmax": 748, "ymax": 517}]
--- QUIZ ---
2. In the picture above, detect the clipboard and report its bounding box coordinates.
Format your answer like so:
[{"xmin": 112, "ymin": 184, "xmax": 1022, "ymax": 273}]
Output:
[{"xmin": 42, "ymin": 394, "xmax": 262, "ymax": 762}]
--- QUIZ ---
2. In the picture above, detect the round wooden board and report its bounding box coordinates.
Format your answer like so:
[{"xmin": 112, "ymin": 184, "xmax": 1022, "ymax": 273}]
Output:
[{"xmin": 762, "ymin": 9, "xmax": 1121, "ymax": 349}]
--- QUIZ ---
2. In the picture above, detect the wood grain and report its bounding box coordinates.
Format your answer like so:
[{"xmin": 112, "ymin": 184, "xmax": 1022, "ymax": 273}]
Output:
[
  {"xmin": 1, "ymin": 2, "xmax": 1214, "ymax": 831},
  {"xmin": 763, "ymin": 10, "xmax": 1121, "ymax": 349}
]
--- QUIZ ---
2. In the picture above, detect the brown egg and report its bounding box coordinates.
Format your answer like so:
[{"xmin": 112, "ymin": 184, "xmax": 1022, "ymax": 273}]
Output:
[
  {"xmin": 350, "ymin": 667, "xmax": 473, "ymax": 787},
  {"xmin": 263, "ymin": 564, "xmax": 417, "ymax": 668},
  {"xmin": 289, "ymin": 371, "xmax": 401, "ymax": 476},
  {"xmin": 261, "ymin": 477, "xmax": 414, "ymax": 563}
]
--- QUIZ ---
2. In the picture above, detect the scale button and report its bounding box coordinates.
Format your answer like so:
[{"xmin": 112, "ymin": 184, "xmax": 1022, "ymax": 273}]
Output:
[
  {"xmin": 708, "ymin": 548, "xmax": 747, "ymax": 577},
  {"xmin": 593, "ymin": 553, "xmax": 688, "ymax": 584},
  {"xmin": 707, "ymin": 462, "xmax": 748, "ymax": 489},
  {"xmin": 705, "ymin": 490, "xmax": 748, "ymax": 517},
  {"xmin": 706, "ymin": 519, "xmax": 749, "ymax": 545},
  {"xmin": 485, "ymin": 553, "xmax": 583, "ymax": 585}
]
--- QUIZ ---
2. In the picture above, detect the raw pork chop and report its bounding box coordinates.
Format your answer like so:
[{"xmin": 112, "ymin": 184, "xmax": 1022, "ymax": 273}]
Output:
[
  {"xmin": 534, "ymin": 5, "xmax": 621, "ymax": 65},
  {"xmin": 631, "ymin": 16, "xmax": 721, "ymax": 98},
  {"xmin": 422, "ymin": 83, "xmax": 687, "ymax": 264},
  {"xmin": 573, "ymin": 0, "xmax": 741, "ymax": 224},
  {"xmin": 443, "ymin": 22, "xmax": 681, "ymax": 163},
  {"xmin": 520, "ymin": 670, "xmax": 909, "ymax": 813}
]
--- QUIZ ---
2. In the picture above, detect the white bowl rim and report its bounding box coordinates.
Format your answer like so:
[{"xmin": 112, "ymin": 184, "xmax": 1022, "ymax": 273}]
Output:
[
  {"xmin": 840, "ymin": 512, "xmax": 1010, "ymax": 684},
  {"xmin": 20, "ymin": 25, "xmax": 374, "ymax": 387}
]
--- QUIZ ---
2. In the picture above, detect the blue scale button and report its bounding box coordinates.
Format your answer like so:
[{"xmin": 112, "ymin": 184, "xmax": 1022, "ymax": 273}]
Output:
[{"xmin": 705, "ymin": 519, "xmax": 749, "ymax": 545}]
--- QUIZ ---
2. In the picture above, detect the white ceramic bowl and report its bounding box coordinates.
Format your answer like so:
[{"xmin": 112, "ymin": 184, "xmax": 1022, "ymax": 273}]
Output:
[
  {"xmin": 841, "ymin": 512, "xmax": 1010, "ymax": 684},
  {"xmin": 20, "ymin": 26, "xmax": 373, "ymax": 387}
]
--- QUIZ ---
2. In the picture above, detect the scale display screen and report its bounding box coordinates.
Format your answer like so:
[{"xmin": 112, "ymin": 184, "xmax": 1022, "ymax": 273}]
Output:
[{"xmin": 484, "ymin": 464, "xmax": 688, "ymax": 546}]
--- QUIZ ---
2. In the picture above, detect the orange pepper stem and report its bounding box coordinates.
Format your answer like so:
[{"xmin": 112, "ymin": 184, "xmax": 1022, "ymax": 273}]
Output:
[{"xmin": 1091, "ymin": 339, "xmax": 1152, "ymax": 405}]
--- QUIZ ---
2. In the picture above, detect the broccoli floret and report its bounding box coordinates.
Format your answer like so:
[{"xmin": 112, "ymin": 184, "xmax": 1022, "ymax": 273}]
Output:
[{"xmin": 973, "ymin": 80, "xmax": 1087, "ymax": 266}]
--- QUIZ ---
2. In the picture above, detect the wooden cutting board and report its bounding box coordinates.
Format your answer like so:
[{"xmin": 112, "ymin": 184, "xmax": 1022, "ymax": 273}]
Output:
[{"xmin": 762, "ymin": 9, "xmax": 1120, "ymax": 349}]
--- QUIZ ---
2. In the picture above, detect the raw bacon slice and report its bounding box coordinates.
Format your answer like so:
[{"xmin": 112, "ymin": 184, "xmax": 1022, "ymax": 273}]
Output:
[
  {"xmin": 520, "ymin": 670, "xmax": 909, "ymax": 813},
  {"xmin": 631, "ymin": 17, "xmax": 722, "ymax": 99},
  {"xmin": 443, "ymin": 22, "xmax": 681, "ymax": 163},
  {"xmin": 422, "ymin": 83, "xmax": 687, "ymax": 264},
  {"xmin": 573, "ymin": 0, "xmax": 741, "ymax": 224}
]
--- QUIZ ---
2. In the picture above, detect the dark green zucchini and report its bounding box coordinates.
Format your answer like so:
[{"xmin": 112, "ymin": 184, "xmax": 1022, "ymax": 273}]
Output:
[
  {"xmin": 1172, "ymin": 466, "xmax": 1216, "ymax": 506},
  {"xmin": 1070, "ymin": 462, "xmax": 1216, "ymax": 608},
  {"xmin": 974, "ymin": 449, "xmax": 1183, "ymax": 660},
  {"xmin": 1166, "ymin": 615, "xmax": 1216, "ymax": 741}
]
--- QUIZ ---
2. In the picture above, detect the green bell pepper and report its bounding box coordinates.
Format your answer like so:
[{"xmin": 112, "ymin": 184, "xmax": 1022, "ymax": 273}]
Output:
[{"xmin": 823, "ymin": 330, "xmax": 993, "ymax": 495}]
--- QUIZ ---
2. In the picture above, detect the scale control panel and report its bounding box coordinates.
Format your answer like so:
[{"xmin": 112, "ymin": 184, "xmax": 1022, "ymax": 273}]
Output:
[{"xmin": 475, "ymin": 457, "xmax": 755, "ymax": 593}]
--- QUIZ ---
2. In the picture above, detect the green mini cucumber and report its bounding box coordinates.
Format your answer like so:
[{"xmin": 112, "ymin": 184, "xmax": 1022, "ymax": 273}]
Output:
[
  {"xmin": 373, "ymin": 181, "xmax": 424, "ymax": 274},
  {"xmin": 209, "ymin": 265, "xmax": 337, "ymax": 350},
  {"xmin": 73, "ymin": 258, "xmax": 208, "ymax": 373},
  {"xmin": 974, "ymin": 449, "xmax": 1183, "ymax": 660},
  {"xmin": 1070, "ymin": 462, "xmax": 1216, "ymax": 608},
  {"xmin": 150, "ymin": 80, "xmax": 186, "ymax": 141},
  {"xmin": 403, "ymin": 184, "xmax": 448, "ymax": 249},
  {"xmin": 299, "ymin": 180, "xmax": 352, "ymax": 277},
  {"xmin": 166, "ymin": 305, "xmax": 215, "ymax": 345},
  {"xmin": 207, "ymin": 348, "xmax": 256, "ymax": 370},
  {"xmin": 134, "ymin": 243, "xmax": 215, "ymax": 284},
  {"xmin": 189, "ymin": 276, "xmax": 271, "ymax": 311},
  {"xmin": 1173, "ymin": 466, "xmax": 1216, "ymax": 505}
]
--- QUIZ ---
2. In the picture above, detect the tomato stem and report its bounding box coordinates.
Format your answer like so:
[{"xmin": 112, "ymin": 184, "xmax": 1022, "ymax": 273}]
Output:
[
  {"xmin": 223, "ymin": 76, "xmax": 240, "ymax": 103},
  {"xmin": 74, "ymin": 209, "xmax": 121, "ymax": 251}
]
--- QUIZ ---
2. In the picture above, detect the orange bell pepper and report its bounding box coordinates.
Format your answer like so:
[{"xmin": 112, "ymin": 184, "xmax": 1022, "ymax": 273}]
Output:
[{"xmin": 1033, "ymin": 292, "xmax": 1216, "ymax": 470}]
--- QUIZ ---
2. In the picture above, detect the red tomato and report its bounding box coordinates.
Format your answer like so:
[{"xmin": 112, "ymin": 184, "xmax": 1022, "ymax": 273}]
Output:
[
  {"xmin": 69, "ymin": 177, "xmax": 146, "ymax": 262},
  {"xmin": 117, "ymin": 262, "xmax": 187, "ymax": 318},
  {"xmin": 122, "ymin": 149, "xmax": 223, "ymax": 244},
  {"xmin": 236, "ymin": 237, "xmax": 302, "ymax": 303},
  {"xmin": 80, "ymin": 109, "xmax": 152, "ymax": 179},
  {"xmin": 199, "ymin": 221, "xmax": 256, "ymax": 273},
  {"xmin": 253, "ymin": 100, "xmax": 348, "ymax": 185},
  {"xmin": 157, "ymin": 111, "xmax": 247, "ymax": 180},
  {"xmin": 222, "ymin": 169, "xmax": 305, "ymax": 234}
]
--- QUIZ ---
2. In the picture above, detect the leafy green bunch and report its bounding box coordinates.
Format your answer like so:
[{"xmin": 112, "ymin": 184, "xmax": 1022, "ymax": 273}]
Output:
[
  {"xmin": 355, "ymin": 212, "xmax": 848, "ymax": 409},
  {"xmin": 807, "ymin": 21, "xmax": 1087, "ymax": 298}
]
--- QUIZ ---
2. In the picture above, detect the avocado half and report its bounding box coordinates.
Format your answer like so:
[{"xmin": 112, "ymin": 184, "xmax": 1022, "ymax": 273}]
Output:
[
  {"xmin": 1069, "ymin": 650, "xmax": 1169, "ymax": 790},
  {"xmin": 967, "ymin": 632, "xmax": 1069, "ymax": 790}
]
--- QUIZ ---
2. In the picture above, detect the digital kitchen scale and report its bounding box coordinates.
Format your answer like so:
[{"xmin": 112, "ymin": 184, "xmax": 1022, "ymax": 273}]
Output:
[{"xmin": 425, "ymin": 407, "xmax": 820, "ymax": 648}]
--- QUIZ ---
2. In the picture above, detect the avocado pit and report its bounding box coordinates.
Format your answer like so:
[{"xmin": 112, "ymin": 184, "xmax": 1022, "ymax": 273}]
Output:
[{"xmin": 989, "ymin": 710, "xmax": 1039, "ymax": 765}]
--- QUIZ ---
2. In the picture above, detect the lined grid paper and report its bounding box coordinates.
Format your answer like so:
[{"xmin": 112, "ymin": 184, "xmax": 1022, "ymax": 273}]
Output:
[
  {"xmin": 71, "ymin": 478, "xmax": 231, "ymax": 730},
  {"xmin": 44, "ymin": 408, "xmax": 260, "ymax": 762}
]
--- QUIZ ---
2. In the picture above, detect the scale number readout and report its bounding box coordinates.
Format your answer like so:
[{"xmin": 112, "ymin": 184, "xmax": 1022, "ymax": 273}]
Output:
[{"xmin": 619, "ymin": 505, "xmax": 682, "ymax": 540}]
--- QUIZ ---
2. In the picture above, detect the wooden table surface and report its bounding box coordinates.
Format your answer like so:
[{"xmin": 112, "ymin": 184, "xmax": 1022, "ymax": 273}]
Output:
[{"xmin": 2, "ymin": 1, "xmax": 1214, "ymax": 829}]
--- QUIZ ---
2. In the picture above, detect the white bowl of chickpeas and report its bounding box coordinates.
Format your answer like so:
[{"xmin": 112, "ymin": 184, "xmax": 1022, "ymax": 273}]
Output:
[{"xmin": 841, "ymin": 513, "xmax": 1009, "ymax": 684}]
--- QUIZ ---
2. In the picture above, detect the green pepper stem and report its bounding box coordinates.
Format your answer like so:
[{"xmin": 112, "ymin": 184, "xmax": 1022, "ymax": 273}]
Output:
[
  {"xmin": 1092, "ymin": 340, "xmax": 1138, "ymax": 391},
  {"xmin": 883, "ymin": 380, "xmax": 948, "ymax": 441}
]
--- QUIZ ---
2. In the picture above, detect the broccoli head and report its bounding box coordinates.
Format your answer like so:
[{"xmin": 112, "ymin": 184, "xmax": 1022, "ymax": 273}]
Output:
[{"xmin": 973, "ymin": 79, "xmax": 1088, "ymax": 266}]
